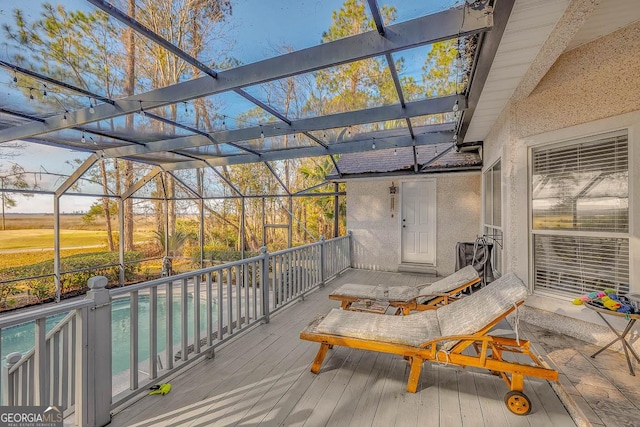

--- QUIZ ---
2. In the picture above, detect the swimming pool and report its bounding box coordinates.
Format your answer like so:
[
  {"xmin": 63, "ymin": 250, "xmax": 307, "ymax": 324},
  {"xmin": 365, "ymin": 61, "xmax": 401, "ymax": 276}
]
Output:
[{"xmin": 1, "ymin": 294, "xmax": 215, "ymax": 376}]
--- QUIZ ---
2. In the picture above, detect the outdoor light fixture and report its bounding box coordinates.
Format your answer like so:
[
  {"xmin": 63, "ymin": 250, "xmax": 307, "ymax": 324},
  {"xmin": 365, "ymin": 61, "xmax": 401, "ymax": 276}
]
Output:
[
  {"xmin": 81, "ymin": 131, "xmax": 86, "ymax": 143},
  {"xmin": 260, "ymin": 128, "xmax": 264, "ymax": 139},
  {"xmin": 394, "ymin": 148, "xmax": 397, "ymax": 155},
  {"xmin": 453, "ymin": 99, "xmax": 459, "ymax": 112},
  {"xmin": 29, "ymin": 88, "xmax": 34, "ymax": 100},
  {"xmin": 139, "ymin": 101, "xmax": 145, "ymax": 117},
  {"xmin": 372, "ymin": 141, "xmax": 376, "ymax": 149},
  {"xmin": 89, "ymin": 97, "xmax": 95, "ymax": 114},
  {"xmin": 389, "ymin": 182, "xmax": 397, "ymax": 217},
  {"xmin": 12, "ymin": 70, "xmax": 17, "ymax": 83}
]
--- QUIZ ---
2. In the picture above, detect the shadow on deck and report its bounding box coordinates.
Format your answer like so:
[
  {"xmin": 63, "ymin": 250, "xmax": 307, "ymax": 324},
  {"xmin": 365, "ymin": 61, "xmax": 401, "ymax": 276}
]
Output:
[{"xmin": 106, "ymin": 268, "xmax": 636, "ymax": 427}]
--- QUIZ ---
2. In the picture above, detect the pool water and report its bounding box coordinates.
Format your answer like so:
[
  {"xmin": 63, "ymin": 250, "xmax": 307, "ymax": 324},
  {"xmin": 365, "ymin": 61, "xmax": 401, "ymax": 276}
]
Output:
[{"xmin": 1, "ymin": 295, "xmax": 215, "ymax": 376}]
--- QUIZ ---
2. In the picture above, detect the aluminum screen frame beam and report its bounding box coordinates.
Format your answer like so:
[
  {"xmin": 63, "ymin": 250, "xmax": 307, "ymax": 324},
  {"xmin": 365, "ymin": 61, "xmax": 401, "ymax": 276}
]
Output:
[
  {"xmin": 0, "ymin": 6, "xmax": 491, "ymax": 143},
  {"xmin": 97, "ymin": 95, "xmax": 465, "ymax": 159},
  {"xmin": 457, "ymin": 0, "xmax": 515, "ymax": 144},
  {"xmin": 367, "ymin": 0, "xmax": 385, "ymax": 35},
  {"xmin": 160, "ymin": 127, "xmax": 454, "ymax": 170}
]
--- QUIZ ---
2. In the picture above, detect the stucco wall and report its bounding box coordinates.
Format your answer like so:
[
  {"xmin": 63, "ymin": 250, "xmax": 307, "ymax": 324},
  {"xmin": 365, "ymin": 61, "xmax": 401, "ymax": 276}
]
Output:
[
  {"xmin": 435, "ymin": 173, "xmax": 483, "ymax": 276},
  {"xmin": 347, "ymin": 178, "xmax": 401, "ymax": 271},
  {"xmin": 347, "ymin": 173, "xmax": 481, "ymax": 275},
  {"xmin": 513, "ymin": 21, "xmax": 640, "ymax": 139},
  {"xmin": 483, "ymin": 22, "xmax": 640, "ymax": 348}
]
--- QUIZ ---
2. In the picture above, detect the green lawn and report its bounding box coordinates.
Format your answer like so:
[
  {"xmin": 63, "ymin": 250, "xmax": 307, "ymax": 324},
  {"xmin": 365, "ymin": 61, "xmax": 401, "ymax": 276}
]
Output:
[{"xmin": 0, "ymin": 230, "xmax": 108, "ymax": 250}]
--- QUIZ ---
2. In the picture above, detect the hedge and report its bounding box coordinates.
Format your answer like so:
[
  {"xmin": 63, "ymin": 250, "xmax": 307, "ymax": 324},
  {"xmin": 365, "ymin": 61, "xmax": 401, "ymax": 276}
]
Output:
[{"xmin": 0, "ymin": 251, "xmax": 143, "ymax": 306}]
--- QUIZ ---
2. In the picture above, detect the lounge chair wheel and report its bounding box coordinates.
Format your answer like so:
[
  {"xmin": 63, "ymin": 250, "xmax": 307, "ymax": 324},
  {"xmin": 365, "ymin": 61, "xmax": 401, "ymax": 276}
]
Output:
[{"xmin": 504, "ymin": 391, "xmax": 531, "ymax": 415}]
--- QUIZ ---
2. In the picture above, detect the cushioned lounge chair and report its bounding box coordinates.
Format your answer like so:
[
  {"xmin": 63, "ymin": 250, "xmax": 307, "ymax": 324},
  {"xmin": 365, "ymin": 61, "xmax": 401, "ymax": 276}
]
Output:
[
  {"xmin": 301, "ymin": 273, "xmax": 558, "ymax": 415},
  {"xmin": 329, "ymin": 265, "xmax": 480, "ymax": 315}
]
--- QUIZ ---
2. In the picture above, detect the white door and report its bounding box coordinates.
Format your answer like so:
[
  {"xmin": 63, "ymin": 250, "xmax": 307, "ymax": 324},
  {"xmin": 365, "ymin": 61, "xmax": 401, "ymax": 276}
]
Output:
[{"xmin": 401, "ymin": 180, "xmax": 436, "ymax": 264}]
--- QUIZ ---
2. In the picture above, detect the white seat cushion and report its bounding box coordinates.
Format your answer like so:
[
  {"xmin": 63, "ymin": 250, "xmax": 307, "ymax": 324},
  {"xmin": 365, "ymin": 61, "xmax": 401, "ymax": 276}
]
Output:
[
  {"xmin": 437, "ymin": 272, "xmax": 528, "ymax": 339},
  {"xmin": 315, "ymin": 308, "xmax": 440, "ymax": 347},
  {"xmin": 417, "ymin": 265, "xmax": 479, "ymax": 301},
  {"xmin": 329, "ymin": 283, "xmax": 418, "ymax": 302}
]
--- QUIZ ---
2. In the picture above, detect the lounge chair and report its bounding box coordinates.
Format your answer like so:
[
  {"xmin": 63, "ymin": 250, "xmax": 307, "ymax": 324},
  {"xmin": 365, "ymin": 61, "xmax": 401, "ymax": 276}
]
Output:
[
  {"xmin": 328, "ymin": 265, "xmax": 480, "ymax": 315},
  {"xmin": 300, "ymin": 273, "xmax": 558, "ymax": 415}
]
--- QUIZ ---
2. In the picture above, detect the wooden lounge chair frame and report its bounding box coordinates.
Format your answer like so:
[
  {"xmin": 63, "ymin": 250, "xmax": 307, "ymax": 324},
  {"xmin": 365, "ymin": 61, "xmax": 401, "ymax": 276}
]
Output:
[
  {"xmin": 302, "ymin": 277, "xmax": 558, "ymax": 415},
  {"xmin": 329, "ymin": 266, "xmax": 481, "ymax": 315}
]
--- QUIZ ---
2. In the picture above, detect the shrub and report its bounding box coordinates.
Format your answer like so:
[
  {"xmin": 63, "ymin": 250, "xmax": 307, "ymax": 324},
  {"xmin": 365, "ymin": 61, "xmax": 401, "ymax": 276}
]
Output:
[
  {"xmin": 0, "ymin": 282, "xmax": 20, "ymax": 308},
  {"xmin": 188, "ymin": 246, "xmax": 259, "ymax": 265},
  {"xmin": 0, "ymin": 251, "xmax": 144, "ymax": 300}
]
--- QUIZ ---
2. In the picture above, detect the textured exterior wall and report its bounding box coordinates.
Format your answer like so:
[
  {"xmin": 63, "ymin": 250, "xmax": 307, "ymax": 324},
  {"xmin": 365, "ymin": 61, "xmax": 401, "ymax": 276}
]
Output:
[
  {"xmin": 347, "ymin": 173, "xmax": 481, "ymax": 275},
  {"xmin": 435, "ymin": 173, "xmax": 482, "ymax": 276},
  {"xmin": 513, "ymin": 21, "xmax": 640, "ymax": 138},
  {"xmin": 347, "ymin": 178, "xmax": 401, "ymax": 271},
  {"xmin": 483, "ymin": 22, "xmax": 640, "ymax": 349}
]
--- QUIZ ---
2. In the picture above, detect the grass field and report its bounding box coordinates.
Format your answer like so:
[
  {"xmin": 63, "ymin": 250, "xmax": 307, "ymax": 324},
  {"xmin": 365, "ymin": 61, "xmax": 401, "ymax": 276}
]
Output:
[
  {"xmin": 0, "ymin": 214, "xmax": 157, "ymax": 269},
  {"xmin": 0, "ymin": 247, "xmax": 107, "ymax": 269},
  {"xmin": 1, "ymin": 214, "xmax": 103, "ymax": 230},
  {"xmin": 0, "ymin": 230, "xmax": 109, "ymax": 250}
]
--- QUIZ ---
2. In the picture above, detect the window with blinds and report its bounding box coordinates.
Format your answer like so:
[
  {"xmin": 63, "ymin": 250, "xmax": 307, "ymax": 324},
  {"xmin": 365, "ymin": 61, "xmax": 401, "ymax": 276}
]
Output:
[{"xmin": 531, "ymin": 131, "xmax": 629, "ymax": 297}]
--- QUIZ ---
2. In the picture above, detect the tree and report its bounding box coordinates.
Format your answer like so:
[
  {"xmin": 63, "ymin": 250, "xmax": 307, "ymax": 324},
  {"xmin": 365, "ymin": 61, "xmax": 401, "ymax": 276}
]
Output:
[
  {"xmin": 308, "ymin": 0, "xmax": 397, "ymax": 116},
  {"xmin": 422, "ymin": 39, "xmax": 460, "ymax": 97},
  {"xmin": 3, "ymin": 4, "xmax": 122, "ymax": 246},
  {"xmin": 0, "ymin": 163, "xmax": 34, "ymax": 230}
]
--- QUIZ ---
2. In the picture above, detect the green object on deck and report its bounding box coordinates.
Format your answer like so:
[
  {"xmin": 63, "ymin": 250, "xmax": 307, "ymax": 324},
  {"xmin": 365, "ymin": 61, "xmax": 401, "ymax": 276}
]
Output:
[{"xmin": 148, "ymin": 383, "xmax": 171, "ymax": 395}]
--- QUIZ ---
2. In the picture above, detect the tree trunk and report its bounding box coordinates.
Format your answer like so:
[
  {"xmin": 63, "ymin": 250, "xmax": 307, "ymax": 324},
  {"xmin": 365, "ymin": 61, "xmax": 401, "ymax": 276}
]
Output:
[
  {"xmin": 123, "ymin": 0, "xmax": 136, "ymax": 252},
  {"xmin": 99, "ymin": 161, "xmax": 115, "ymax": 251}
]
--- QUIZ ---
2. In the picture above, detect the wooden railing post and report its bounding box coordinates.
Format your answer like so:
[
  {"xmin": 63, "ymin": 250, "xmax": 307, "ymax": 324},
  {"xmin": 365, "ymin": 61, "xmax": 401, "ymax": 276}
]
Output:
[
  {"xmin": 77, "ymin": 276, "xmax": 112, "ymax": 427},
  {"xmin": 319, "ymin": 236, "xmax": 326, "ymax": 288},
  {"xmin": 260, "ymin": 246, "xmax": 270, "ymax": 324},
  {"xmin": 2, "ymin": 352, "xmax": 21, "ymax": 406}
]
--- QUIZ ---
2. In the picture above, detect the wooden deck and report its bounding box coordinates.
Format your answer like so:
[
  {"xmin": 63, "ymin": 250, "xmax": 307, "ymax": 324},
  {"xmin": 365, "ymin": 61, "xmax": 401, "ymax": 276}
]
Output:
[{"xmin": 109, "ymin": 269, "xmax": 576, "ymax": 427}]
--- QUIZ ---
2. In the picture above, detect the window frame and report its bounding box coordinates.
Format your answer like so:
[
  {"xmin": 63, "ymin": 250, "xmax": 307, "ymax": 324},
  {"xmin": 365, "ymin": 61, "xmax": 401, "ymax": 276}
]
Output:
[
  {"xmin": 528, "ymin": 129, "xmax": 632, "ymax": 299},
  {"xmin": 483, "ymin": 159, "xmax": 502, "ymax": 277}
]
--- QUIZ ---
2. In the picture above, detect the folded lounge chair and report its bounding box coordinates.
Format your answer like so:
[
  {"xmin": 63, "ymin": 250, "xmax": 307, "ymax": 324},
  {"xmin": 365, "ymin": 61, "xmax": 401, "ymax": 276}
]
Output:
[
  {"xmin": 301, "ymin": 273, "xmax": 558, "ymax": 415},
  {"xmin": 329, "ymin": 265, "xmax": 480, "ymax": 315}
]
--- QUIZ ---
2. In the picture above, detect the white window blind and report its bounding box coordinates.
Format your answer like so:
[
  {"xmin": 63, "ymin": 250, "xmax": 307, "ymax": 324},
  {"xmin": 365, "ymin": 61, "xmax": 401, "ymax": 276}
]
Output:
[
  {"xmin": 533, "ymin": 234, "xmax": 629, "ymax": 295},
  {"xmin": 531, "ymin": 131, "xmax": 629, "ymax": 297}
]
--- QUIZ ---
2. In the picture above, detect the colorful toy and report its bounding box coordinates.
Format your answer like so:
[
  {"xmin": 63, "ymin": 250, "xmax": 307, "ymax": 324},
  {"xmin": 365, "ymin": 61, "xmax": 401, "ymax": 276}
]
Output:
[
  {"xmin": 600, "ymin": 296, "xmax": 621, "ymax": 311},
  {"xmin": 572, "ymin": 295, "xmax": 589, "ymax": 305},
  {"xmin": 573, "ymin": 291, "xmax": 631, "ymax": 312}
]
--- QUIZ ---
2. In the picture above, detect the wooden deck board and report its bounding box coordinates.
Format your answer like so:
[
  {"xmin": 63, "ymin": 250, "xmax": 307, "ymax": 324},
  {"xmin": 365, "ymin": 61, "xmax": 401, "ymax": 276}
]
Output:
[
  {"xmin": 438, "ymin": 365, "xmax": 463, "ymax": 426},
  {"xmin": 457, "ymin": 368, "xmax": 485, "ymax": 427},
  {"xmin": 346, "ymin": 352, "xmax": 394, "ymax": 427},
  {"xmin": 109, "ymin": 269, "xmax": 575, "ymax": 427},
  {"xmin": 324, "ymin": 350, "xmax": 378, "ymax": 427}
]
